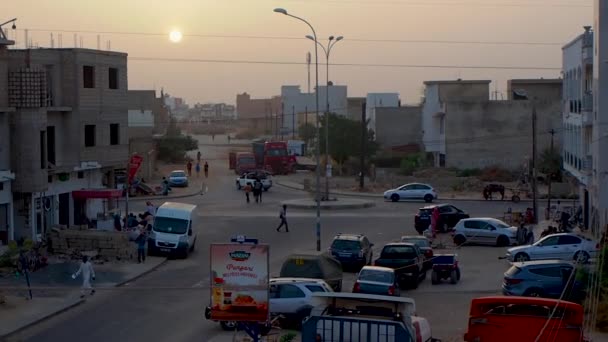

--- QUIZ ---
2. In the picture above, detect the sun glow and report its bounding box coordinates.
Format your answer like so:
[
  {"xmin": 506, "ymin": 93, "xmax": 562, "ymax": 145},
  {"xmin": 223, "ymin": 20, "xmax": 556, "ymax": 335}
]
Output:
[{"xmin": 169, "ymin": 30, "xmax": 183, "ymax": 43}]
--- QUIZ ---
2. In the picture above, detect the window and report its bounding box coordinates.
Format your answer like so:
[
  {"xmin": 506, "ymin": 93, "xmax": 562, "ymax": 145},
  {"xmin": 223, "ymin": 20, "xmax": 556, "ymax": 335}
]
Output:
[
  {"xmin": 39, "ymin": 130, "xmax": 46, "ymax": 169},
  {"xmin": 538, "ymin": 236, "xmax": 560, "ymax": 247},
  {"xmin": 278, "ymin": 284, "xmax": 305, "ymax": 298},
  {"xmin": 110, "ymin": 123, "xmax": 120, "ymax": 145},
  {"xmin": 47, "ymin": 126, "xmax": 56, "ymax": 165},
  {"xmin": 77, "ymin": 171, "xmax": 84, "ymax": 179},
  {"xmin": 439, "ymin": 117, "xmax": 445, "ymax": 134},
  {"xmin": 559, "ymin": 235, "xmax": 582, "ymax": 245},
  {"xmin": 48, "ymin": 175, "xmax": 53, "ymax": 183},
  {"xmin": 305, "ymin": 285, "xmax": 326, "ymax": 293},
  {"xmin": 529, "ymin": 266, "xmax": 562, "ymax": 278},
  {"xmin": 464, "ymin": 220, "xmax": 481, "ymax": 229},
  {"xmin": 84, "ymin": 125, "xmax": 96, "ymax": 147},
  {"xmin": 83, "ymin": 66, "xmax": 95, "ymax": 88},
  {"xmin": 414, "ymin": 184, "xmax": 431, "ymax": 190},
  {"xmin": 439, "ymin": 206, "xmax": 453, "ymax": 214},
  {"xmin": 108, "ymin": 68, "xmax": 118, "ymax": 89}
]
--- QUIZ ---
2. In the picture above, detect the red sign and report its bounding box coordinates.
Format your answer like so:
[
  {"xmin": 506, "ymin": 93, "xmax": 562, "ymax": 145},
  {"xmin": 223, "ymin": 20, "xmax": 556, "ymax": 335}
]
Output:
[{"xmin": 127, "ymin": 154, "xmax": 144, "ymax": 183}]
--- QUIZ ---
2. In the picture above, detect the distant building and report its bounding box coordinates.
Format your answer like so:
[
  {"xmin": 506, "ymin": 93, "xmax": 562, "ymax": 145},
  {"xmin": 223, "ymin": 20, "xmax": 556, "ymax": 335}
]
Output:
[
  {"xmin": 0, "ymin": 45, "xmax": 129, "ymax": 242},
  {"xmin": 347, "ymin": 97, "xmax": 366, "ymax": 121},
  {"xmin": 507, "ymin": 79, "xmax": 563, "ymax": 101},
  {"xmin": 366, "ymin": 93, "xmax": 400, "ymax": 134},
  {"xmin": 422, "ymin": 79, "xmax": 561, "ymax": 170},
  {"xmin": 374, "ymin": 106, "xmax": 422, "ymax": 149},
  {"xmin": 281, "ymin": 85, "xmax": 348, "ymax": 135}
]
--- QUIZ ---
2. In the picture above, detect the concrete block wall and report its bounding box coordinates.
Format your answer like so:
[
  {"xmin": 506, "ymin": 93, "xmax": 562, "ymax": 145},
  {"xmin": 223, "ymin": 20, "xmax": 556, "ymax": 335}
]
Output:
[
  {"xmin": 374, "ymin": 106, "xmax": 423, "ymax": 148},
  {"xmin": 444, "ymin": 99, "xmax": 562, "ymax": 170},
  {"xmin": 49, "ymin": 228, "xmax": 135, "ymax": 260}
]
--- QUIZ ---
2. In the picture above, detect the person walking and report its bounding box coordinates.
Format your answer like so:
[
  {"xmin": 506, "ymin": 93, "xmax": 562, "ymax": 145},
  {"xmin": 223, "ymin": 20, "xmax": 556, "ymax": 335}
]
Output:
[
  {"xmin": 254, "ymin": 179, "xmax": 263, "ymax": 203},
  {"xmin": 430, "ymin": 206, "xmax": 440, "ymax": 239},
  {"xmin": 186, "ymin": 160, "xmax": 193, "ymax": 176},
  {"xmin": 72, "ymin": 255, "xmax": 96, "ymax": 298},
  {"xmin": 244, "ymin": 183, "xmax": 252, "ymax": 203},
  {"xmin": 197, "ymin": 151, "xmax": 202, "ymax": 162},
  {"xmin": 195, "ymin": 162, "xmax": 201, "ymax": 178},
  {"xmin": 204, "ymin": 161, "xmax": 209, "ymax": 178},
  {"xmin": 276, "ymin": 205, "xmax": 289, "ymax": 232},
  {"xmin": 135, "ymin": 228, "xmax": 148, "ymax": 263}
]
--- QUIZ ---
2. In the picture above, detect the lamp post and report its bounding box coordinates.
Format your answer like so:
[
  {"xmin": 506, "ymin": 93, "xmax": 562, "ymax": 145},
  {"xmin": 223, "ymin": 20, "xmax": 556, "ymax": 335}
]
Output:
[
  {"xmin": 0, "ymin": 18, "xmax": 17, "ymax": 41},
  {"xmin": 274, "ymin": 8, "xmax": 322, "ymax": 251},
  {"xmin": 306, "ymin": 35, "xmax": 343, "ymax": 200}
]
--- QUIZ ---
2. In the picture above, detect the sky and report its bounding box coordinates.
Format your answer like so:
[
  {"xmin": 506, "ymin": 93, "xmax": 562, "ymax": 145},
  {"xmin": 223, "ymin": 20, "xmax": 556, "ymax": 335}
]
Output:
[{"xmin": 4, "ymin": 0, "xmax": 594, "ymax": 105}]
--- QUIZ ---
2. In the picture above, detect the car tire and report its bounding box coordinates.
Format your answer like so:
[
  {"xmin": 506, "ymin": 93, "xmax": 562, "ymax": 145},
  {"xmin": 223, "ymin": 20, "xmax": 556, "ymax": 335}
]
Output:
[
  {"xmin": 236, "ymin": 182, "xmax": 241, "ymax": 190},
  {"xmin": 390, "ymin": 194, "xmax": 400, "ymax": 202},
  {"xmin": 454, "ymin": 235, "xmax": 466, "ymax": 246},
  {"xmin": 574, "ymin": 251, "xmax": 590, "ymax": 263},
  {"xmin": 496, "ymin": 235, "xmax": 510, "ymax": 247},
  {"xmin": 450, "ymin": 270, "xmax": 458, "ymax": 284},
  {"xmin": 220, "ymin": 321, "xmax": 238, "ymax": 331},
  {"xmin": 524, "ymin": 288, "xmax": 544, "ymax": 298},
  {"xmin": 424, "ymin": 194, "xmax": 434, "ymax": 203},
  {"xmin": 514, "ymin": 252, "xmax": 530, "ymax": 262},
  {"xmin": 431, "ymin": 270, "xmax": 439, "ymax": 285}
]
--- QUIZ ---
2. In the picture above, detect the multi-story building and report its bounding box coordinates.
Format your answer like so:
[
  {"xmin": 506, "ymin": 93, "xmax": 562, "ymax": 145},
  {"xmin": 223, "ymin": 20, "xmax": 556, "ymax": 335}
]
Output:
[
  {"xmin": 562, "ymin": 26, "xmax": 594, "ymax": 229},
  {"xmin": 0, "ymin": 45, "xmax": 128, "ymax": 241},
  {"xmin": 366, "ymin": 93, "xmax": 400, "ymax": 134},
  {"xmin": 0, "ymin": 33, "xmax": 15, "ymax": 245}
]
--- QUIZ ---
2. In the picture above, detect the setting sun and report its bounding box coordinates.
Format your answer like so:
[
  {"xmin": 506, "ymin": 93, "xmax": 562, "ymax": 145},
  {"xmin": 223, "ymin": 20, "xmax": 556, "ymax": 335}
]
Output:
[{"xmin": 169, "ymin": 30, "xmax": 183, "ymax": 43}]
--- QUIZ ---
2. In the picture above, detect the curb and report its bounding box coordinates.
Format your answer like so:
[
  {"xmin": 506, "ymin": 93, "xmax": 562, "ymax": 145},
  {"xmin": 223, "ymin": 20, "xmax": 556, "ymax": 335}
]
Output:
[
  {"xmin": 276, "ymin": 181, "xmax": 535, "ymax": 203},
  {"xmin": 129, "ymin": 189, "xmax": 204, "ymax": 202},
  {"xmin": 0, "ymin": 258, "xmax": 168, "ymax": 338},
  {"xmin": 115, "ymin": 258, "xmax": 168, "ymax": 287},
  {"xmin": 0, "ymin": 299, "xmax": 85, "ymax": 339}
]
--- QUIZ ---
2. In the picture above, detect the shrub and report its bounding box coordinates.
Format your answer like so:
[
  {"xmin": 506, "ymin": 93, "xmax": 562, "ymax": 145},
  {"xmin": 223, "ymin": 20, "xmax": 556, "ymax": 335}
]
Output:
[
  {"xmin": 457, "ymin": 168, "xmax": 482, "ymax": 177},
  {"xmin": 478, "ymin": 166, "xmax": 516, "ymax": 182},
  {"xmin": 158, "ymin": 135, "xmax": 198, "ymax": 163},
  {"xmin": 400, "ymin": 154, "xmax": 422, "ymax": 176}
]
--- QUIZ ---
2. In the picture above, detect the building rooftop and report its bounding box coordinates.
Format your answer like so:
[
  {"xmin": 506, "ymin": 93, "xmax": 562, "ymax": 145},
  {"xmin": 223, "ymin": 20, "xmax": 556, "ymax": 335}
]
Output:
[
  {"xmin": 424, "ymin": 79, "xmax": 491, "ymax": 85},
  {"xmin": 8, "ymin": 47, "xmax": 127, "ymax": 57},
  {"xmin": 508, "ymin": 78, "xmax": 562, "ymax": 84}
]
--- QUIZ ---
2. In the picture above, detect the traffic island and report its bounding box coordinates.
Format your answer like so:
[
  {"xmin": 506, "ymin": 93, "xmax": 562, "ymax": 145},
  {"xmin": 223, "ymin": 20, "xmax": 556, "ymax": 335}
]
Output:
[{"xmin": 281, "ymin": 198, "xmax": 375, "ymax": 210}]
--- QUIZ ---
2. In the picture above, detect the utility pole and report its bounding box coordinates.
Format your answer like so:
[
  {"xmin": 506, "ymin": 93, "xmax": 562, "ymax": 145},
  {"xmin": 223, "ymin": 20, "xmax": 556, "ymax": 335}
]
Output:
[
  {"xmin": 360, "ymin": 102, "xmax": 366, "ymax": 189},
  {"xmin": 546, "ymin": 128, "xmax": 556, "ymax": 217},
  {"xmin": 532, "ymin": 104, "xmax": 538, "ymax": 224}
]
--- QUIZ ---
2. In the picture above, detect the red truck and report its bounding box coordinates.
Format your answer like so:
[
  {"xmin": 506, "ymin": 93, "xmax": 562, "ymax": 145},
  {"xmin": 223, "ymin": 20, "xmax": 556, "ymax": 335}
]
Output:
[{"xmin": 251, "ymin": 140, "xmax": 295, "ymax": 175}]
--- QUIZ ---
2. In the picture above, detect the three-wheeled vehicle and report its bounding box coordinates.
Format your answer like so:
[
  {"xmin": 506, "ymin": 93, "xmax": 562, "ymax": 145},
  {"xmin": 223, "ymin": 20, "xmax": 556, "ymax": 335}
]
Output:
[{"xmin": 431, "ymin": 254, "xmax": 461, "ymax": 285}]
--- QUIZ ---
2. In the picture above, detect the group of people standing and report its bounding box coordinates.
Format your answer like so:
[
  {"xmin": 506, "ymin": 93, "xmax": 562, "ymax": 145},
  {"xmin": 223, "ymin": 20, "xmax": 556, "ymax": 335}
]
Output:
[
  {"xmin": 187, "ymin": 151, "xmax": 209, "ymax": 178},
  {"xmin": 243, "ymin": 179, "xmax": 264, "ymax": 203}
]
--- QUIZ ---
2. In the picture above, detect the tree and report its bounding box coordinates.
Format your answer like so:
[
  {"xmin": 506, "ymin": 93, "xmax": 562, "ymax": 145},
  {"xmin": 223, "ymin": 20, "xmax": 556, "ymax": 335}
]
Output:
[
  {"xmin": 318, "ymin": 113, "xmax": 379, "ymax": 173},
  {"xmin": 298, "ymin": 123, "xmax": 316, "ymax": 146},
  {"xmin": 538, "ymin": 148, "xmax": 561, "ymax": 181}
]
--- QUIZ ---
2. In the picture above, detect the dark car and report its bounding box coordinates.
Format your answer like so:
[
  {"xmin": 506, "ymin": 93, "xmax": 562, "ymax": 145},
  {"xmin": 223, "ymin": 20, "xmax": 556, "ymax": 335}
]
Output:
[
  {"xmin": 414, "ymin": 204, "xmax": 469, "ymax": 234},
  {"xmin": 279, "ymin": 252, "xmax": 343, "ymax": 291},
  {"xmin": 374, "ymin": 242, "xmax": 425, "ymax": 289},
  {"xmin": 401, "ymin": 235, "xmax": 433, "ymax": 271},
  {"xmin": 328, "ymin": 233, "xmax": 374, "ymax": 270}
]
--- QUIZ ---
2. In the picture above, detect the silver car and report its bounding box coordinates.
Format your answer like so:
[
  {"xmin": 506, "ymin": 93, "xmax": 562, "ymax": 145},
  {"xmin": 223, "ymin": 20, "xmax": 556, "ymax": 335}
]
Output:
[{"xmin": 452, "ymin": 218, "xmax": 518, "ymax": 247}]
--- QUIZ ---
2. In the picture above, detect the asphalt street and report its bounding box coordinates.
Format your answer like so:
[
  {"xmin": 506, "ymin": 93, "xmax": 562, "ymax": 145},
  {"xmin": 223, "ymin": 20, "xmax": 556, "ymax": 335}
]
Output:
[{"xmin": 7, "ymin": 136, "xmax": 530, "ymax": 342}]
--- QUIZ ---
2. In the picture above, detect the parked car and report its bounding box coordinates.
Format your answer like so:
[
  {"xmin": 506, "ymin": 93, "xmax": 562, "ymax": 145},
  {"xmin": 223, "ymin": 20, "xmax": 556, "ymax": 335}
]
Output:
[
  {"xmin": 213, "ymin": 278, "xmax": 333, "ymax": 331},
  {"xmin": 383, "ymin": 183, "xmax": 437, "ymax": 203},
  {"xmin": 374, "ymin": 242, "xmax": 425, "ymax": 289},
  {"xmin": 452, "ymin": 218, "xmax": 518, "ymax": 247},
  {"xmin": 502, "ymin": 260, "xmax": 584, "ymax": 301},
  {"xmin": 168, "ymin": 170, "xmax": 189, "ymax": 187},
  {"xmin": 328, "ymin": 233, "xmax": 374, "ymax": 270},
  {"xmin": 235, "ymin": 171, "xmax": 272, "ymax": 191},
  {"xmin": 431, "ymin": 254, "xmax": 461, "ymax": 285},
  {"xmin": 506, "ymin": 233, "xmax": 599, "ymax": 263},
  {"xmin": 279, "ymin": 252, "xmax": 343, "ymax": 291},
  {"xmin": 414, "ymin": 204, "xmax": 469, "ymax": 233},
  {"xmin": 400, "ymin": 235, "xmax": 433, "ymax": 271},
  {"xmin": 464, "ymin": 296, "xmax": 586, "ymax": 342},
  {"xmin": 353, "ymin": 266, "xmax": 400, "ymax": 296}
]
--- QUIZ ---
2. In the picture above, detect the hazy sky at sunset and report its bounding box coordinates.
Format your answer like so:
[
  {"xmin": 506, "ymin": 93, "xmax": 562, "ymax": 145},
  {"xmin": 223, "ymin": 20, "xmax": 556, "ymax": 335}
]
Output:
[{"xmin": 4, "ymin": 0, "xmax": 593, "ymax": 105}]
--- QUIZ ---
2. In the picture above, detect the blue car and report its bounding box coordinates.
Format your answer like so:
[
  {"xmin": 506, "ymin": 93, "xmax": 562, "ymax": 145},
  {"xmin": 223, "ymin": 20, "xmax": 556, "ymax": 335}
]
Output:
[
  {"xmin": 328, "ymin": 233, "xmax": 374, "ymax": 270},
  {"xmin": 502, "ymin": 260, "xmax": 581, "ymax": 299},
  {"xmin": 168, "ymin": 170, "xmax": 189, "ymax": 187}
]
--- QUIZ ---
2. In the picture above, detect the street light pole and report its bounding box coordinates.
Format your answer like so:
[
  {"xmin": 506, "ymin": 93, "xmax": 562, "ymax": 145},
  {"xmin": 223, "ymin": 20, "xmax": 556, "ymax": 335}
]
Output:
[
  {"xmin": 306, "ymin": 35, "xmax": 343, "ymax": 200},
  {"xmin": 274, "ymin": 8, "xmax": 322, "ymax": 251}
]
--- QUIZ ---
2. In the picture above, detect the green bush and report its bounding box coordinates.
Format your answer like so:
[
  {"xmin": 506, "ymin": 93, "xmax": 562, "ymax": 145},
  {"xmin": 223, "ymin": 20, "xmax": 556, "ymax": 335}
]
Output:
[
  {"xmin": 400, "ymin": 155, "xmax": 422, "ymax": 176},
  {"xmin": 158, "ymin": 135, "xmax": 199, "ymax": 163}
]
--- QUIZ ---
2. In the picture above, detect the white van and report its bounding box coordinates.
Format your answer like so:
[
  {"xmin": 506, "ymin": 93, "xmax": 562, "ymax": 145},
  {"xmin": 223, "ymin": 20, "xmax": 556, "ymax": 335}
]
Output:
[{"xmin": 148, "ymin": 202, "xmax": 197, "ymax": 258}]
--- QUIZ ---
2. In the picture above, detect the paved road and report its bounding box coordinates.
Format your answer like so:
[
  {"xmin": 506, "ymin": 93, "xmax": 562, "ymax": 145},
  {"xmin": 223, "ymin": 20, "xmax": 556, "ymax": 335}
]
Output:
[{"xmin": 8, "ymin": 137, "xmax": 528, "ymax": 342}]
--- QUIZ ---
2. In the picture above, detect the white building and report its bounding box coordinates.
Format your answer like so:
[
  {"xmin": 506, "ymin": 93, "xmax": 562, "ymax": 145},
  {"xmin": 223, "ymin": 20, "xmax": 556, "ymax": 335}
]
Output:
[
  {"xmin": 562, "ymin": 26, "xmax": 594, "ymax": 229},
  {"xmin": 366, "ymin": 93, "xmax": 400, "ymax": 134},
  {"xmin": 280, "ymin": 85, "xmax": 347, "ymax": 135},
  {"xmin": 591, "ymin": 0, "xmax": 608, "ymax": 232}
]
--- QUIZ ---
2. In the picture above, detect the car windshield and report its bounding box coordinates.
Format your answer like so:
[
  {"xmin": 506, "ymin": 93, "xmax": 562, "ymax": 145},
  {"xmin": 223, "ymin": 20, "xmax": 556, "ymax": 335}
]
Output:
[
  {"xmin": 359, "ymin": 269, "xmax": 394, "ymax": 283},
  {"xmin": 239, "ymin": 157, "xmax": 256, "ymax": 164},
  {"xmin": 266, "ymin": 148, "xmax": 286, "ymax": 156},
  {"xmin": 171, "ymin": 171, "xmax": 186, "ymax": 177},
  {"xmin": 331, "ymin": 239, "xmax": 361, "ymax": 251},
  {"xmin": 402, "ymin": 238, "xmax": 429, "ymax": 248},
  {"xmin": 381, "ymin": 246, "xmax": 417, "ymax": 259},
  {"xmin": 153, "ymin": 217, "xmax": 189, "ymax": 234}
]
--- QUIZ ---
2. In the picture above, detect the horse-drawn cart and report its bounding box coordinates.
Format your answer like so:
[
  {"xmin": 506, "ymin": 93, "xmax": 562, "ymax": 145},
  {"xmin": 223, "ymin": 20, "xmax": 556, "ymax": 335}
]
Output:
[{"xmin": 483, "ymin": 183, "xmax": 529, "ymax": 203}]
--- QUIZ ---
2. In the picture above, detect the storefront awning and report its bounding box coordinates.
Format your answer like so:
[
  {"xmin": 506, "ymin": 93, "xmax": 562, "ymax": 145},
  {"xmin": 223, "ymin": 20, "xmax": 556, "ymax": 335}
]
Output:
[{"xmin": 72, "ymin": 189, "xmax": 123, "ymax": 200}]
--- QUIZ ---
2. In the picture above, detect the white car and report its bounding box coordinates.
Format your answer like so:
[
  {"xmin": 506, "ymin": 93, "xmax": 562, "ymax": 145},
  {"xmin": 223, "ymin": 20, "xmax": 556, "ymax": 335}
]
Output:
[
  {"xmin": 168, "ymin": 170, "xmax": 188, "ymax": 187},
  {"xmin": 452, "ymin": 218, "xmax": 518, "ymax": 247},
  {"xmin": 383, "ymin": 183, "xmax": 437, "ymax": 203},
  {"xmin": 236, "ymin": 172, "xmax": 272, "ymax": 191},
  {"xmin": 216, "ymin": 278, "xmax": 333, "ymax": 331},
  {"xmin": 506, "ymin": 233, "xmax": 599, "ymax": 263}
]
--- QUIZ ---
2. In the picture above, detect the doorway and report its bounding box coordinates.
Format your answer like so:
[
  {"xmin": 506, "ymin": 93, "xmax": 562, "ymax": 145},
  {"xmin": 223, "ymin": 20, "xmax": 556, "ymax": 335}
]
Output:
[{"xmin": 58, "ymin": 193, "xmax": 69, "ymax": 226}]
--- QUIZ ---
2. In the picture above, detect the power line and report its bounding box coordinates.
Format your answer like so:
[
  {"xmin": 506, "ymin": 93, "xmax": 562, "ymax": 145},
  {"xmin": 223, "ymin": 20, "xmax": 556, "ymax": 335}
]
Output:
[
  {"xmin": 302, "ymin": 0, "xmax": 592, "ymax": 7},
  {"xmin": 129, "ymin": 56, "xmax": 561, "ymax": 70},
  {"xmin": 21, "ymin": 28, "xmax": 565, "ymax": 46}
]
